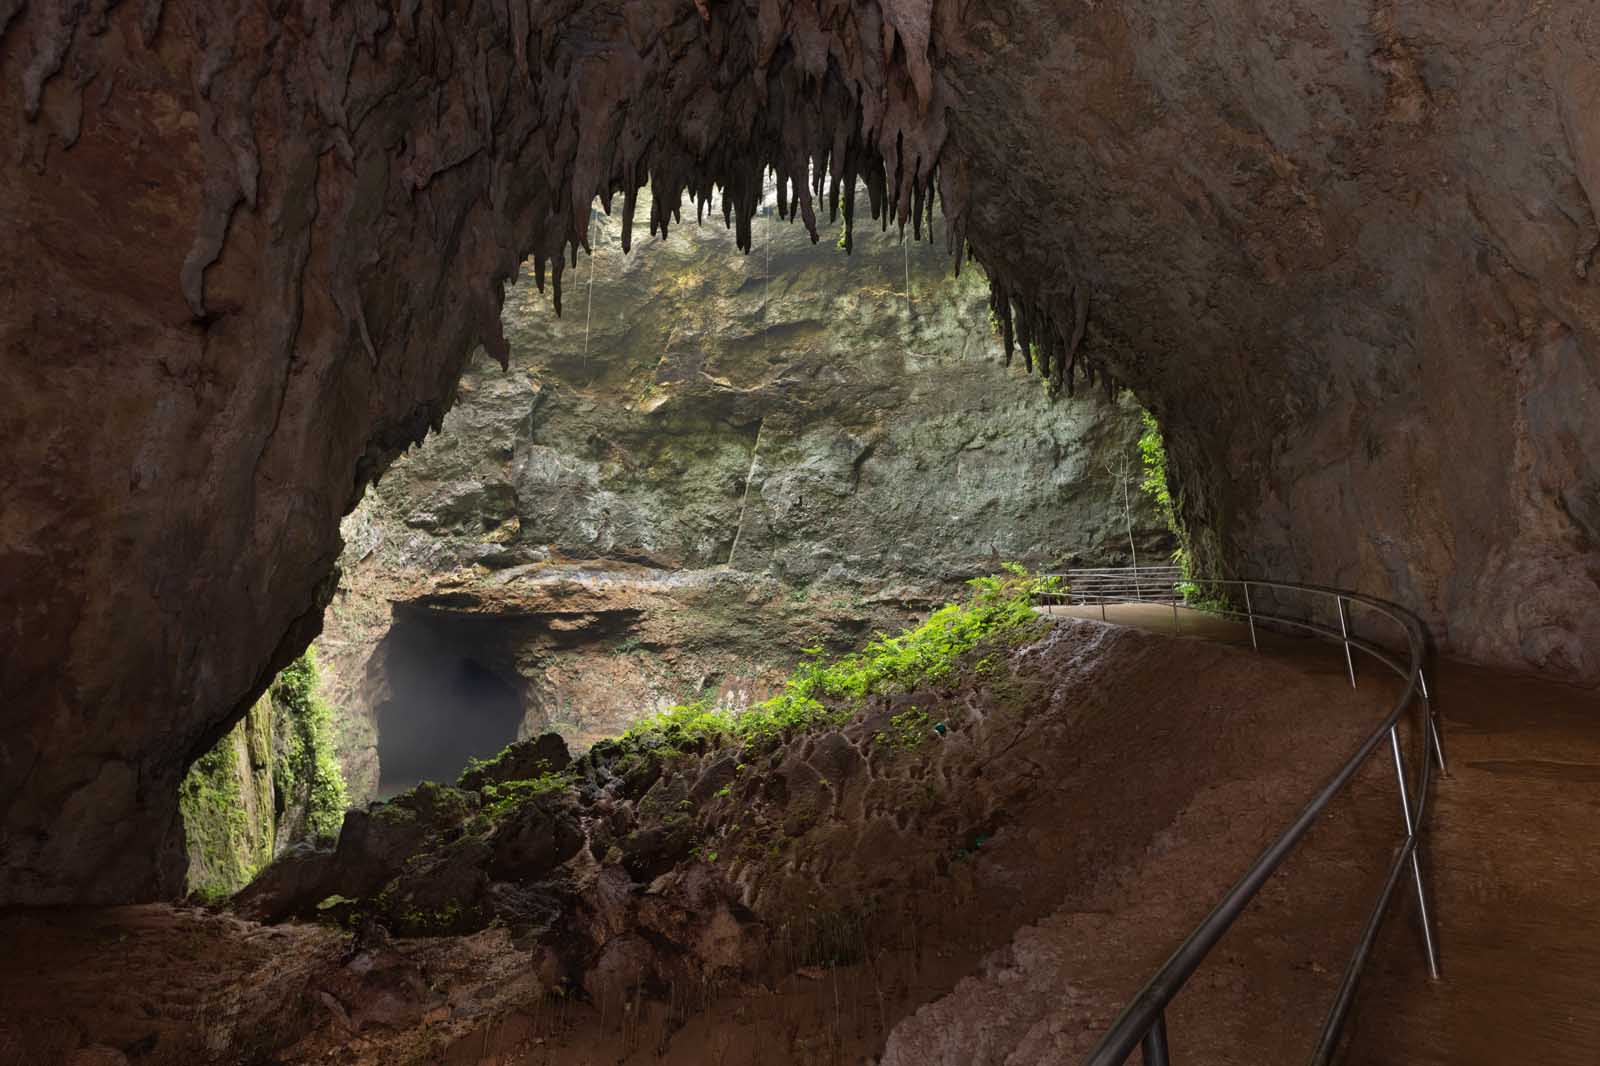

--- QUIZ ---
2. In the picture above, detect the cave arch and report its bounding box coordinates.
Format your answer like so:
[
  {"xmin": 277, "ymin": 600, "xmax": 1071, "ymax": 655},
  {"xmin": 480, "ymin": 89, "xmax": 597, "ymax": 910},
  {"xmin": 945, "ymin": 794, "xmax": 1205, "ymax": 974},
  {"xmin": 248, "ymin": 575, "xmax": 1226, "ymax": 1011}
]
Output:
[{"xmin": 3, "ymin": 1, "xmax": 1599, "ymax": 906}]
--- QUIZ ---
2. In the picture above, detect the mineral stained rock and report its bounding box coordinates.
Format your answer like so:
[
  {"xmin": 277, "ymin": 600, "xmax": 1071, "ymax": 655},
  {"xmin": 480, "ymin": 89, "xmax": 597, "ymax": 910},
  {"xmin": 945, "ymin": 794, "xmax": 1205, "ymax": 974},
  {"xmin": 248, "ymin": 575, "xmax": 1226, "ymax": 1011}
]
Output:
[{"xmin": 1, "ymin": 1, "xmax": 1598, "ymax": 903}]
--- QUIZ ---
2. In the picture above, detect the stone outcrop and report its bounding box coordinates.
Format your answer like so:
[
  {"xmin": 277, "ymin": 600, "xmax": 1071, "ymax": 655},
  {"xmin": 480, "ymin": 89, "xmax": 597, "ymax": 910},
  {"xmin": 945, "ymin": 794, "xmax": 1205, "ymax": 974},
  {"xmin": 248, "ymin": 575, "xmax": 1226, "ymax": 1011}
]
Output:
[{"xmin": 1, "ymin": 0, "xmax": 1597, "ymax": 905}]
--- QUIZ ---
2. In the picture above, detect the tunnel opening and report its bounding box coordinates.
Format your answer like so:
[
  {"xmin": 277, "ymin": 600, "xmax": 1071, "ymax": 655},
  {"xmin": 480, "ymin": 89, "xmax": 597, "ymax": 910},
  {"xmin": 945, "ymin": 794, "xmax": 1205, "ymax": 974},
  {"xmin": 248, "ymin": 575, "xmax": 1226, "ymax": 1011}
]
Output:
[{"xmin": 373, "ymin": 612, "xmax": 528, "ymax": 800}]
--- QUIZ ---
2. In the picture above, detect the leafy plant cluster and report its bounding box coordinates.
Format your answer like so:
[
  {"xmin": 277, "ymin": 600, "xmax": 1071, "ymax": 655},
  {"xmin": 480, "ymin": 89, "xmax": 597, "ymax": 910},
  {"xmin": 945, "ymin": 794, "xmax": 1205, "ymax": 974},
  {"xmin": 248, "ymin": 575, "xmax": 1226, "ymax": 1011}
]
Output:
[
  {"xmin": 1138, "ymin": 409, "xmax": 1177, "ymax": 531},
  {"xmin": 271, "ymin": 649, "xmax": 349, "ymax": 842},
  {"xmin": 621, "ymin": 565, "xmax": 1061, "ymax": 753},
  {"xmin": 478, "ymin": 771, "xmax": 577, "ymax": 821}
]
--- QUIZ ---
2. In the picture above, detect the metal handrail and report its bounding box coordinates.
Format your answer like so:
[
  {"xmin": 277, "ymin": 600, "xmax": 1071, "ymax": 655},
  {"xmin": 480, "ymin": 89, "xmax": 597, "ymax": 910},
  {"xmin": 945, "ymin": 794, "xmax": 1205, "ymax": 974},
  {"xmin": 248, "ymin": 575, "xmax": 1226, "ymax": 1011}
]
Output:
[
  {"xmin": 1047, "ymin": 566, "xmax": 1185, "ymax": 609},
  {"xmin": 1035, "ymin": 574, "xmax": 1446, "ymax": 1066}
]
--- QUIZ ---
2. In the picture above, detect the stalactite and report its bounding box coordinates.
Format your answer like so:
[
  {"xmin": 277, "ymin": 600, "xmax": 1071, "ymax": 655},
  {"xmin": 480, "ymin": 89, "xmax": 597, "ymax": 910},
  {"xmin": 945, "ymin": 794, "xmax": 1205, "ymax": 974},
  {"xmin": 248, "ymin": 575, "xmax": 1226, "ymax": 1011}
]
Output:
[{"xmin": 2, "ymin": 0, "xmax": 1103, "ymax": 434}]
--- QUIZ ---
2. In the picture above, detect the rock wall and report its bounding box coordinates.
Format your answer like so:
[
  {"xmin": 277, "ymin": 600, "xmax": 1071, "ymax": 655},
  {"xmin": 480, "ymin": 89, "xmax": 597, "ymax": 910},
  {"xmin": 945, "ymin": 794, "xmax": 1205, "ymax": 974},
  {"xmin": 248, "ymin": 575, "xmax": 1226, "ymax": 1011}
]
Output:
[
  {"xmin": 946, "ymin": 2, "xmax": 1600, "ymax": 677},
  {"xmin": 320, "ymin": 188, "xmax": 1168, "ymax": 802},
  {"xmin": 354, "ymin": 187, "xmax": 1165, "ymax": 583},
  {"xmin": 178, "ymin": 695, "xmax": 278, "ymax": 900},
  {"xmin": 177, "ymin": 652, "xmax": 348, "ymax": 897},
  {"xmin": 2, "ymin": 0, "xmax": 1597, "ymax": 903}
]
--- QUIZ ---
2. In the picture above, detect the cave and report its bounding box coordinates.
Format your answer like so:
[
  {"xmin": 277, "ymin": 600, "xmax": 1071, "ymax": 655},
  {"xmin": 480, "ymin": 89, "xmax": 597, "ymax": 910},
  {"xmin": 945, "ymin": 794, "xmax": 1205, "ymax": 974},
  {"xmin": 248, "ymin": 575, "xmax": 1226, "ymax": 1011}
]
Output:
[
  {"xmin": 7, "ymin": 0, "xmax": 1597, "ymax": 909},
  {"xmin": 2, "ymin": 1, "xmax": 1598, "ymax": 1063},
  {"xmin": 372, "ymin": 620, "xmax": 526, "ymax": 800}
]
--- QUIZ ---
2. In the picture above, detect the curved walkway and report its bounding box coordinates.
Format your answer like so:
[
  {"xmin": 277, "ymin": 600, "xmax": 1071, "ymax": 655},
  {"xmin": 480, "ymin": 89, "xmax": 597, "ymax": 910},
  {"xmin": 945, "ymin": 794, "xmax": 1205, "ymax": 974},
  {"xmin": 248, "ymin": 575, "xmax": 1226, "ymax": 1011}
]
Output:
[
  {"xmin": 1047, "ymin": 603, "xmax": 1600, "ymax": 1065},
  {"xmin": 1342, "ymin": 657, "xmax": 1600, "ymax": 1065}
]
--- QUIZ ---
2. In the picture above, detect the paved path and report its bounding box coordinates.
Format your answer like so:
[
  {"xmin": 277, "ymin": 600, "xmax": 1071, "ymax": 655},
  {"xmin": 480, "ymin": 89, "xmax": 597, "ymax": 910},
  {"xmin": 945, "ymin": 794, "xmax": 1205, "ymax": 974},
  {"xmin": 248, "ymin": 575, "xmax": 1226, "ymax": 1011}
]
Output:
[
  {"xmin": 1049, "ymin": 603, "xmax": 1600, "ymax": 1065},
  {"xmin": 1342, "ymin": 659, "xmax": 1600, "ymax": 1065}
]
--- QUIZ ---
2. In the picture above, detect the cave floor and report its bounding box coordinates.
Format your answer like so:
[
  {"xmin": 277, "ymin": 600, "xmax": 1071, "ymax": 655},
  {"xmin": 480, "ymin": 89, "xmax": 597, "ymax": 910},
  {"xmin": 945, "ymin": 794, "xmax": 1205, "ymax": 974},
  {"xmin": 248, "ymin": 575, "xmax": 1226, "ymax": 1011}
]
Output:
[
  {"xmin": 1, "ymin": 612, "xmax": 1592, "ymax": 1066},
  {"xmin": 1051, "ymin": 603, "xmax": 1600, "ymax": 1066},
  {"xmin": 1342, "ymin": 659, "xmax": 1600, "ymax": 1066}
]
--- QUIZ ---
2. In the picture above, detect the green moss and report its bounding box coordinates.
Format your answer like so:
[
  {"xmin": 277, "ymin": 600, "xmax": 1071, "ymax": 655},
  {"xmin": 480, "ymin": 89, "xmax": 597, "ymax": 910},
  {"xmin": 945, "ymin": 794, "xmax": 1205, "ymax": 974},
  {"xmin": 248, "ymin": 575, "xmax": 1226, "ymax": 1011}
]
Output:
[
  {"xmin": 271, "ymin": 648, "xmax": 349, "ymax": 843},
  {"xmin": 181, "ymin": 649, "xmax": 350, "ymax": 900},
  {"xmin": 478, "ymin": 771, "xmax": 576, "ymax": 821},
  {"xmin": 180, "ymin": 697, "xmax": 276, "ymax": 898},
  {"xmin": 620, "ymin": 565, "xmax": 1059, "ymax": 752}
]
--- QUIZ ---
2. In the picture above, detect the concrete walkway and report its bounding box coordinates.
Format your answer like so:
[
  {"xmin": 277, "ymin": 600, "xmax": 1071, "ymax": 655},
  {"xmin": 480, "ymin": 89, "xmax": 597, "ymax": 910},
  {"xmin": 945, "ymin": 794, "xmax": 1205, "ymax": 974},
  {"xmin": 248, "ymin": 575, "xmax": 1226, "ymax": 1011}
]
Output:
[
  {"xmin": 1342, "ymin": 658, "xmax": 1600, "ymax": 1065},
  {"xmin": 1045, "ymin": 602, "xmax": 1600, "ymax": 1065}
]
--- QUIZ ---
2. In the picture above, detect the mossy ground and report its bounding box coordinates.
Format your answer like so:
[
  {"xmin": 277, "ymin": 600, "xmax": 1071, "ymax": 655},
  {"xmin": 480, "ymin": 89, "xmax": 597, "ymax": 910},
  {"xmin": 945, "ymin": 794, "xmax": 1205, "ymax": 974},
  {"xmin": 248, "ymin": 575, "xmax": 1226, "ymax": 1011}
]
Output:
[{"xmin": 243, "ymin": 567, "xmax": 1067, "ymax": 932}]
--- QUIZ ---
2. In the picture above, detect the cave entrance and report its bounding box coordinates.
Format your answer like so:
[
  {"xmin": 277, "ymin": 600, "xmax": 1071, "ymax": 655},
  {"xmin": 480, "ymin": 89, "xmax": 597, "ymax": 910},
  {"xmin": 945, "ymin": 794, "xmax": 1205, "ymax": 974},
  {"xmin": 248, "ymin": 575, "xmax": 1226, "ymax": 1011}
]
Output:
[
  {"xmin": 374, "ymin": 613, "xmax": 526, "ymax": 799},
  {"xmin": 316, "ymin": 176, "xmax": 1172, "ymax": 805}
]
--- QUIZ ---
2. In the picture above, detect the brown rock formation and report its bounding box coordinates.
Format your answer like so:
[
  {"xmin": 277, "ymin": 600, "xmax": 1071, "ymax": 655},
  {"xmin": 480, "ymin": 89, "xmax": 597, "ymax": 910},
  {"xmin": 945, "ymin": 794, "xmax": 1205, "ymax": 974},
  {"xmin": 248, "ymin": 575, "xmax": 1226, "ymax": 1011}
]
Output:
[{"xmin": 1, "ymin": 0, "xmax": 1597, "ymax": 907}]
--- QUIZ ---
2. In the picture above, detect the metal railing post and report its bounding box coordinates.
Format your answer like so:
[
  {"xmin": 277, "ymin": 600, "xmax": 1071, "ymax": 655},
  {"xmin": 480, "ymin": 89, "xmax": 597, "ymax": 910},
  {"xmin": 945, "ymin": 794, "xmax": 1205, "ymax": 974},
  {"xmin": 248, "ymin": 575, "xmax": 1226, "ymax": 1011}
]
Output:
[
  {"xmin": 1336, "ymin": 596, "xmax": 1357, "ymax": 689},
  {"xmin": 1388, "ymin": 726, "xmax": 1415, "ymax": 831},
  {"xmin": 1141, "ymin": 1013, "xmax": 1171, "ymax": 1066},
  {"xmin": 1418, "ymin": 668, "xmax": 1448, "ymax": 775},
  {"xmin": 1070, "ymin": 571, "xmax": 1443, "ymax": 1065},
  {"xmin": 1388, "ymin": 726, "xmax": 1441, "ymax": 979}
]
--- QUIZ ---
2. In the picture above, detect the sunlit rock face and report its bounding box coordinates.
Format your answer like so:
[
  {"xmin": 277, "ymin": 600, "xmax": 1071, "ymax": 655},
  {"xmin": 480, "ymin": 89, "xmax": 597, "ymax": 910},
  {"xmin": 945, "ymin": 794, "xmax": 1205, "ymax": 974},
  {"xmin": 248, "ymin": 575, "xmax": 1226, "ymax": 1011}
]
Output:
[
  {"xmin": 355, "ymin": 187, "xmax": 1164, "ymax": 584},
  {"xmin": 315, "ymin": 189, "xmax": 1168, "ymax": 802},
  {"xmin": 2, "ymin": 0, "xmax": 1598, "ymax": 902}
]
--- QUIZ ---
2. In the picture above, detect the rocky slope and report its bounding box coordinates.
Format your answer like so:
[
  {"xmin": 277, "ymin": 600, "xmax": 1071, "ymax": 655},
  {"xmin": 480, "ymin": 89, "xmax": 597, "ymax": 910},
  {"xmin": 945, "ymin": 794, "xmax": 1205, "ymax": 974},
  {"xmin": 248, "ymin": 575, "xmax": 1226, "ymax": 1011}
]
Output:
[
  {"xmin": 1, "ymin": 1, "xmax": 1596, "ymax": 907},
  {"xmin": 0, "ymin": 614, "xmax": 1404, "ymax": 1065},
  {"xmin": 316, "ymin": 186, "xmax": 1167, "ymax": 803}
]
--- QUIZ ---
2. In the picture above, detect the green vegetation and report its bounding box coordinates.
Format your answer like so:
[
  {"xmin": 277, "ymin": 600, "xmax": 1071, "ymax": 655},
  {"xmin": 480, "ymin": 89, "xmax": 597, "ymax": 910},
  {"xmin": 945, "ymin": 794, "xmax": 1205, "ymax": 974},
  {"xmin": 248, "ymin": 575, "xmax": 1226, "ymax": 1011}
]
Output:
[
  {"xmin": 181, "ymin": 649, "xmax": 350, "ymax": 900},
  {"xmin": 621, "ymin": 565, "xmax": 1061, "ymax": 753},
  {"xmin": 1138, "ymin": 409, "xmax": 1177, "ymax": 531},
  {"xmin": 478, "ymin": 771, "xmax": 577, "ymax": 821},
  {"xmin": 179, "ymin": 716, "xmax": 257, "ymax": 901},
  {"xmin": 271, "ymin": 649, "xmax": 349, "ymax": 843},
  {"xmin": 1138, "ymin": 408, "xmax": 1229, "ymax": 608},
  {"xmin": 874, "ymin": 707, "xmax": 932, "ymax": 751},
  {"xmin": 179, "ymin": 696, "xmax": 278, "ymax": 900}
]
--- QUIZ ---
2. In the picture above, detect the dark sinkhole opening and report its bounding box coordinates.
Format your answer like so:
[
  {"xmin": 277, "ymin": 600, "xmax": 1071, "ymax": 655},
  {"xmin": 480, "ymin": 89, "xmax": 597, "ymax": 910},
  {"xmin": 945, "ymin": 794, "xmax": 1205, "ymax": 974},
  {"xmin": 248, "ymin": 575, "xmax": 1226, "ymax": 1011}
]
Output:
[{"xmin": 374, "ymin": 612, "xmax": 527, "ymax": 799}]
